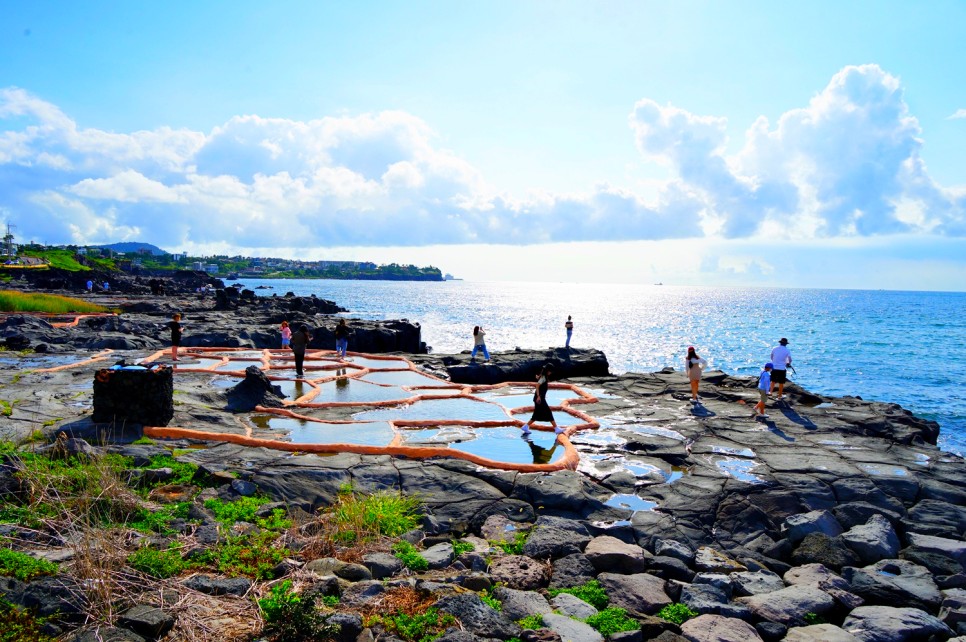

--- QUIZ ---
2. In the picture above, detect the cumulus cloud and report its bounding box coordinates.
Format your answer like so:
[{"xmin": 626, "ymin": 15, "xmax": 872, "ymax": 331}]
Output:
[
  {"xmin": 949, "ymin": 109, "xmax": 966, "ymax": 120},
  {"xmin": 0, "ymin": 66, "xmax": 963, "ymax": 250}
]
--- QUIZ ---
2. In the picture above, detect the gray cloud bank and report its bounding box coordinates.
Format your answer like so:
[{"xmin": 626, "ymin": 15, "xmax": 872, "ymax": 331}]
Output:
[{"xmin": 1, "ymin": 64, "xmax": 963, "ymax": 249}]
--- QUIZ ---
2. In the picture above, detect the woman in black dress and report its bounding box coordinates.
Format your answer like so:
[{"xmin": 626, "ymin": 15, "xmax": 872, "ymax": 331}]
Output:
[{"xmin": 521, "ymin": 363, "xmax": 562, "ymax": 435}]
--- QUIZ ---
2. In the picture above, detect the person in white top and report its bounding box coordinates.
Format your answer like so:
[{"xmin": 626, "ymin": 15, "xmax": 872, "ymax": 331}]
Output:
[
  {"xmin": 770, "ymin": 337, "xmax": 793, "ymax": 400},
  {"xmin": 685, "ymin": 346, "xmax": 708, "ymax": 403}
]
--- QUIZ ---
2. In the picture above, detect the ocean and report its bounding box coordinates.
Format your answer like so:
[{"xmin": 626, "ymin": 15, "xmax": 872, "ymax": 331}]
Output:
[{"xmin": 233, "ymin": 279, "xmax": 966, "ymax": 456}]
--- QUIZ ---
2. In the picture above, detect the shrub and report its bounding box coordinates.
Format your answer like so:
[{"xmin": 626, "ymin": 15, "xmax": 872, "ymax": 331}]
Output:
[
  {"xmin": 393, "ymin": 541, "xmax": 429, "ymax": 571},
  {"xmin": 372, "ymin": 608, "xmax": 455, "ymax": 642},
  {"xmin": 547, "ymin": 579, "xmax": 608, "ymax": 610},
  {"xmin": 0, "ymin": 548, "xmax": 58, "ymax": 581},
  {"xmin": 489, "ymin": 530, "xmax": 529, "ymax": 555},
  {"xmin": 258, "ymin": 580, "xmax": 338, "ymax": 642},
  {"xmin": 0, "ymin": 599, "xmax": 52, "ymax": 642},
  {"xmin": 584, "ymin": 607, "xmax": 639, "ymax": 636},
  {"xmin": 657, "ymin": 603, "xmax": 698, "ymax": 625},
  {"xmin": 517, "ymin": 614, "xmax": 545, "ymax": 630},
  {"xmin": 127, "ymin": 546, "xmax": 186, "ymax": 579}
]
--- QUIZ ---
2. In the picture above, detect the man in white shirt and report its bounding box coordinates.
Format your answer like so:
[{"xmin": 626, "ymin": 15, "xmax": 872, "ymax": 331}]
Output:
[{"xmin": 770, "ymin": 338, "xmax": 792, "ymax": 400}]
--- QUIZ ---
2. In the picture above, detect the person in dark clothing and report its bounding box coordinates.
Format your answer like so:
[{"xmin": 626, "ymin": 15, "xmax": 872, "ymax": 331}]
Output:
[
  {"xmin": 335, "ymin": 319, "xmax": 350, "ymax": 359},
  {"xmin": 290, "ymin": 324, "xmax": 312, "ymax": 377},
  {"xmin": 520, "ymin": 363, "xmax": 562, "ymax": 435},
  {"xmin": 167, "ymin": 313, "xmax": 183, "ymax": 361}
]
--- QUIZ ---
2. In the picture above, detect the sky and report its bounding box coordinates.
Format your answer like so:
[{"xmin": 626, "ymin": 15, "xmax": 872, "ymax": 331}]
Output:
[{"xmin": 1, "ymin": 1, "xmax": 965, "ymax": 290}]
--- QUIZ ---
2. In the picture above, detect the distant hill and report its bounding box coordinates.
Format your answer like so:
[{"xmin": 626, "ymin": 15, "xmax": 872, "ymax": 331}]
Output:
[{"xmin": 95, "ymin": 242, "xmax": 168, "ymax": 255}]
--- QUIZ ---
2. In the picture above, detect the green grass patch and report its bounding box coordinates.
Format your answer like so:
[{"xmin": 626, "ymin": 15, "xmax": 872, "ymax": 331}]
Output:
[
  {"xmin": 0, "ymin": 599, "xmax": 53, "ymax": 642},
  {"xmin": 128, "ymin": 546, "xmax": 186, "ymax": 579},
  {"xmin": 192, "ymin": 531, "xmax": 289, "ymax": 579},
  {"xmin": 21, "ymin": 249, "xmax": 86, "ymax": 272},
  {"xmin": 0, "ymin": 548, "xmax": 58, "ymax": 581},
  {"xmin": 140, "ymin": 454, "xmax": 198, "ymax": 486},
  {"xmin": 127, "ymin": 501, "xmax": 192, "ymax": 534},
  {"xmin": 657, "ymin": 602, "xmax": 698, "ymax": 625},
  {"xmin": 0, "ymin": 401, "xmax": 11, "ymax": 417},
  {"xmin": 547, "ymin": 579, "xmax": 608, "ymax": 610},
  {"xmin": 392, "ymin": 541, "xmax": 428, "ymax": 572},
  {"xmin": 0, "ymin": 290, "xmax": 109, "ymax": 314},
  {"xmin": 330, "ymin": 487, "xmax": 422, "ymax": 543},
  {"xmin": 257, "ymin": 580, "xmax": 338, "ymax": 642},
  {"xmin": 583, "ymin": 607, "xmax": 640, "ymax": 636},
  {"xmin": 452, "ymin": 539, "xmax": 474, "ymax": 556},
  {"xmin": 803, "ymin": 611, "xmax": 827, "ymax": 625},
  {"xmin": 480, "ymin": 589, "xmax": 501, "ymax": 611},
  {"xmin": 203, "ymin": 496, "xmax": 290, "ymax": 530},
  {"xmin": 516, "ymin": 614, "xmax": 545, "ymax": 630},
  {"xmin": 131, "ymin": 437, "xmax": 155, "ymax": 445},
  {"xmin": 489, "ymin": 529, "xmax": 529, "ymax": 555},
  {"xmin": 370, "ymin": 608, "xmax": 455, "ymax": 642}
]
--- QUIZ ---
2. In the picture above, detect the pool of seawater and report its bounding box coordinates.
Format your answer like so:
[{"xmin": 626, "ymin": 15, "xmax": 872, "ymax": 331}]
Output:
[
  {"xmin": 416, "ymin": 426, "xmax": 566, "ymax": 464},
  {"xmin": 715, "ymin": 458, "xmax": 766, "ymax": 483},
  {"xmin": 250, "ymin": 415, "xmax": 395, "ymax": 446},
  {"xmin": 312, "ymin": 379, "xmax": 414, "ymax": 403},
  {"xmin": 605, "ymin": 493, "xmax": 658, "ymax": 512},
  {"xmin": 510, "ymin": 408, "xmax": 587, "ymax": 426},
  {"xmin": 354, "ymin": 397, "xmax": 511, "ymax": 423},
  {"xmin": 173, "ymin": 358, "xmax": 227, "ymax": 370},
  {"xmin": 211, "ymin": 376, "xmax": 241, "ymax": 389},
  {"xmin": 203, "ymin": 350, "xmax": 266, "ymax": 360},
  {"xmin": 2, "ymin": 354, "xmax": 88, "ymax": 368},
  {"xmin": 857, "ymin": 463, "xmax": 910, "ymax": 477},
  {"xmin": 214, "ymin": 360, "xmax": 264, "ymax": 373},
  {"xmin": 362, "ymin": 370, "xmax": 454, "ymax": 387},
  {"xmin": 272, "ymin": 380, "xmax": 315, "ymax": 401},
  {"xmin": 620, "ymin": 424, "xmax": 687, "ymax": 441},
  {"xmin": 472, "ymin": 388, "xmax": 581, "ymax": 409},
  {"xmin": 346, "ymin": 356, "xmax": 412, "ymax": 370}
]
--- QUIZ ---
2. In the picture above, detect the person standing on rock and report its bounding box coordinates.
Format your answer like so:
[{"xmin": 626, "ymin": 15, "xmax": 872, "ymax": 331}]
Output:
[
  {"xmin": 521, "ymin": 363, "xmax": 562, "ymax": 435},
  {"xmin": 565, "ymin": 315, "xmax": 574, "ymax": 349},
  {"xmin": 470, "ymin": 326, "xmax": 490, "ymax": 363},
  {"xmin": 291, "ymin": 324, "xmax": 312, "ymax": 377},
  {"xmin": 685, "ymin": 346, "xmax": 708, "ymax": 403},
  {"xmin": 770, "ymin": 338, "xmax": 793, "ymax": 401},
  {"xmin": 754, "ymin": 362, "xmax": 773, "ymax": 419},
  {"xmin": 167, "ymin": 314, "xmax": 183, "ymax": 362},
  {"xmin": 279, "ymin": 320, "xmax": 291, "ymax": 350},
  {"xmin": 335, "ymin": 319, "xmax": 350, "ymax": 360}
]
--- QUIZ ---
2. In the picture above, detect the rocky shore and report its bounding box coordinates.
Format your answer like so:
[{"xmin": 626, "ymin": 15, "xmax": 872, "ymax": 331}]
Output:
[{"xmin": 1, "ymin": 287, "xmax": 965, "ymax": 641}]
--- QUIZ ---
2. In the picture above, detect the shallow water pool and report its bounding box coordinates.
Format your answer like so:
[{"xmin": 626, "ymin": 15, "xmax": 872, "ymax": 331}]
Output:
[
  {"xmin": 362, "ymin": 370, "xmax": 454, "ymax": 387},
  {"xmin": 250, "ymin": 415, "xmax": 394, "ymax": 446},
  {"xmin": 312, "ymin": 379, "xmax": 413, "ymax": 403},
  {"xmin": 354, "ymin": 397, "xmax": 510, "ymax": 423}
]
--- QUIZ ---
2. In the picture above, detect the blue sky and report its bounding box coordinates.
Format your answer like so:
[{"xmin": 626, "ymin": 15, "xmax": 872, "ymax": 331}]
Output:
[{"xmin": 2, "ymin": 1, "xmax": 965, "ymax": 289}]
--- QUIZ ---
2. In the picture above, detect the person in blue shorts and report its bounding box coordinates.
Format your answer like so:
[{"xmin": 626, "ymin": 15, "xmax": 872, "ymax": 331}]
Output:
[{"xmin": 755, "ymin": 362, "xmax": 773, "ymax": 419}]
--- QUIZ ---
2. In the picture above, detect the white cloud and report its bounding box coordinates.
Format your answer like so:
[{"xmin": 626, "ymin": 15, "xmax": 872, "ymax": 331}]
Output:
[
  {"xmin": 0, "ymin": 66, "xmax": 963, "ymax": 251},
  {"xmin": 949, "ymin": 109, "xmax": 966, "ymax": 120}
]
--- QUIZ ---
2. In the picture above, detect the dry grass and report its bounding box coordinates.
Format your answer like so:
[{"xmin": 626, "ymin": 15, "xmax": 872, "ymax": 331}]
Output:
[{"xmin": 361, "ymin": 585, "xmax": 437, "ymax": 620}]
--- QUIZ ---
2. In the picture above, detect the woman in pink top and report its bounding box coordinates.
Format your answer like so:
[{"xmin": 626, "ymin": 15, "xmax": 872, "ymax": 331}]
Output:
[{"xmin": 280, "ymin": 320, "xmax": 292, "ymax": 350}]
